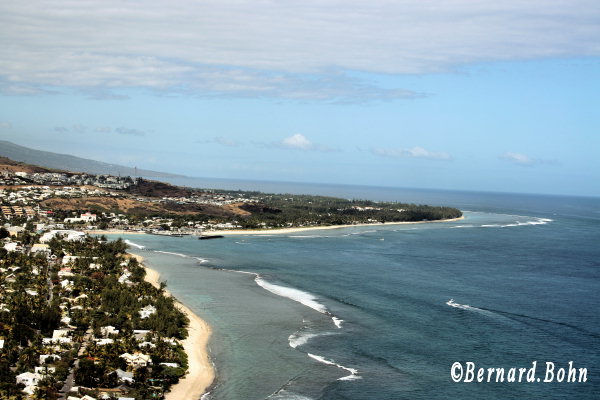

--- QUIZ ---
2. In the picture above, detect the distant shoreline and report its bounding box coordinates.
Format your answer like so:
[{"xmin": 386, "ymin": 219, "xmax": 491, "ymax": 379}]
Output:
[
  {"xmin": 207, "ymin": 216, "xmax": 465, "ymax": 236},
  {"xmin": 129, "ymin": 253, "xmax": 215, "ymax": 399},
  {"xmin": 88, "ymin": 216, "xmax": 464, "ymax": 237}
]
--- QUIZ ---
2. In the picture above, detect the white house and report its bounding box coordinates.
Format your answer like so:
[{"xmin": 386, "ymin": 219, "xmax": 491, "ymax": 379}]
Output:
[
  {"xmin": 120, "ymin": 352, "xmax": 152, "ymax": 368},
  {"xmin": 94, "ymin": 338, "xmax": 114, "ymax": 346},
  {"xmin": 139, "ymin": 305, "xmax": 157, "ymax": 319},
  {"xmin": 16, "ymin": 371, "xmax": 41, "ymax": 387},
  {"xmin": 100, "ymin": 326, "xmax": 119, "ymax": 337}
]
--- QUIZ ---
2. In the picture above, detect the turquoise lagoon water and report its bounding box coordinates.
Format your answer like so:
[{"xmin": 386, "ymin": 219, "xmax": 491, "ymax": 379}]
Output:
[{"xmin": 108, "ymin": 186, "xmax": 599, "ymax": 399}]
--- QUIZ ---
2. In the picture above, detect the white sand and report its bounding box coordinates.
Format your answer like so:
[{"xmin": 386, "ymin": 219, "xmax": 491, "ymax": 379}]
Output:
[
  {"xmin": 131, "ymin": 254, "xmax": 215, "ymax": 399},
  {"xmin": 208, "ymin": 216, "xmax": 465, "ymax": 236}
]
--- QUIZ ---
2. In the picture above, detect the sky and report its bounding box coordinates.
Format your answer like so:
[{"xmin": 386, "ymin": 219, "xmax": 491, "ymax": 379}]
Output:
[{"xmin": 0, "ymin": 0, "xmax": 599, "ymax": 196}]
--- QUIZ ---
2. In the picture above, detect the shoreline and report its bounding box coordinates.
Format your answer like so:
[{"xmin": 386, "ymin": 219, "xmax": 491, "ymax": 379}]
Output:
[
  {"xmin": 89, "ymin": 216, "xmax": 464, "ymax": 237},
  {"xmin": 208, "ymin": 216, "xmax": 465, "ymax": 236},
  {"xmin": 129, "ymin": 253, "xmax": 215, "ymax": 399}
]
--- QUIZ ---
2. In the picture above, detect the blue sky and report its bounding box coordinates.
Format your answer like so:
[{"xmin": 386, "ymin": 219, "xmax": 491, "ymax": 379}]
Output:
[{"xmin": 0, "ymin": 1, "xmax": 599, "ymax": 196}]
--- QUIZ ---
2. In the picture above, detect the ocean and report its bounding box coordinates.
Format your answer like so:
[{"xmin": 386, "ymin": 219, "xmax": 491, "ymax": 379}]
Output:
[{"xmin": 109, "ymin": 184, "xmax": 600, "ymax": 400}]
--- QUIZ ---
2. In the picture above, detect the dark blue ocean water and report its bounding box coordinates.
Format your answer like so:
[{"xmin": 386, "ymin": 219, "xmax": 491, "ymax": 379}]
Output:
[{"xmin": 114, "ymin": 186, "xmax": 600, "ymax": 400}]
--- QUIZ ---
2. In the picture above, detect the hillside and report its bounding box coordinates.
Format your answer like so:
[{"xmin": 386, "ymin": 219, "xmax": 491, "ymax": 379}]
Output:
[{"xmin": 0, "ymin": 140, "xmax": 181, "ymax": 178}]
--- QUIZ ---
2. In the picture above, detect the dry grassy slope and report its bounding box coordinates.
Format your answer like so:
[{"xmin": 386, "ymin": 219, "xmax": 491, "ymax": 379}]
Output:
[
  {"xmin": 40, "ymin": 197, "xmax": 252, "ymax": 217},
  {"xmin": 0, "ymin": 157, "xmax": 57, "ymax": 173}
]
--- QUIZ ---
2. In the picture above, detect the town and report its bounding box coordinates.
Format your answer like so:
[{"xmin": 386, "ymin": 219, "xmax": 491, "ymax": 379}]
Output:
[{"xmin": 0, "ymin": 224, "xmax": 190, "ymax": 400}]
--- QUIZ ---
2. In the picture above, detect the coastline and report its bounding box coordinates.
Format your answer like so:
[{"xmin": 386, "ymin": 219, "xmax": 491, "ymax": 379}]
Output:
[
  {"xmin": 129, "ymin": 253, "xmax": 215, "ymax": 399},
  {"xmin": 89, "ymin": 216, "xmax": 464, "ymax": 237},
  {"xmin": 208, "ymin": 216, "xmax": 465, "ymax": 236}
]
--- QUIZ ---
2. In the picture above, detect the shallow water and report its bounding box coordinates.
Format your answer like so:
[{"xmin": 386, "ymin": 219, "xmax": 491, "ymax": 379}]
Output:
[{"xmin": 108, "ymin": 188, "xmax": 600, "ymax": 399}]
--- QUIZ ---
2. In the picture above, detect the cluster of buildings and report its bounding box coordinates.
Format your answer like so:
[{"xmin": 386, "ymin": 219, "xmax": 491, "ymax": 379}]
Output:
[
  {"xmin": 0, "ymin": 171, "xmax": 139, "ymax": 190},
  {"xmin": 1, "ymin": 226, "xmax": 186, "ymax": 399}
]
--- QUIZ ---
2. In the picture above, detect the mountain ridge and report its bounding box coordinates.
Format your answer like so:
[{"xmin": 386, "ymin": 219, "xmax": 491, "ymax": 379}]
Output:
[{"xmin": 0, "ymin": 140, "xmax": 181, "ymax": 178}]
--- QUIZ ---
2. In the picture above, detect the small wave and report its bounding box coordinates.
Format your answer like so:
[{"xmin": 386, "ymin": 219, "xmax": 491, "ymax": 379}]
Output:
[
  {"xmin": 288, "ymin": 331, "xmax": 334, "ymax": 349},
  {"xmin": 125, "ymin": 240, "xmax": 145, "ymax": 249},
  {"xmin": 200, "ymin": 392, "xmax": 211, "ymax": 400},
  {"xmin": 287, "ymin": 235, "xmax": 329, "ymax": 238},
  {"xmin": 154, "ymin": 250, "xmax": 189, "ymax": 258},
  {"xmin": 450, "ymin": 225, "xmax": 475, "ymax": 229},
  {"xmin": 194, "ymin": 257, "xmax": 209, "ymax": 263},
  {"xmin": 255, "ymin": 276, "xmax": 343, "ymax": 328},
  {"xmin": 255, "ymin": 277, "xmax": 328, "ymax": 314},
  {"xmin": 307, "ymin": 353, "xmax": 361, "ymax": 381},
  {"xmin": 267, "ymin": 389, "xmax": 315, "ymax": 400},
  {"xmin": 480, "ymin": 217, "xmax": 553, "ymax": 229}
]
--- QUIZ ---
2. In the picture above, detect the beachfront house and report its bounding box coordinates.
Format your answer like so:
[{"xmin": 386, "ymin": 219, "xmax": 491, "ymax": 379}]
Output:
[{"xmin": 120, "ymin": 352, "xmax": 152, "ymax": 368}]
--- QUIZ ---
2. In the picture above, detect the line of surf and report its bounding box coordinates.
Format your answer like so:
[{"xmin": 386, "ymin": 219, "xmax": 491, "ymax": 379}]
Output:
[{"xmin": 307, "ymin": 353, "xmax": 361, "ymax": 381}]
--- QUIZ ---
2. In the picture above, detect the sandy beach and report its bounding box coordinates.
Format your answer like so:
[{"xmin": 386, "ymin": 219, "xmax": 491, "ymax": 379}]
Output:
[
  {"xmin": 207, "ymin": 216, "xmax": 465, "ymax": 236},
  {"xmin": 130, "ymin": 253, "xmax": 215, "ymax": 400}
]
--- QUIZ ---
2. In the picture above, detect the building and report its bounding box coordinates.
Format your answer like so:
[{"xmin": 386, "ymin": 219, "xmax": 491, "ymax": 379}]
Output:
[{"xmin": 120, "ymin": 353, "xmax": 152, "ymax": 368}]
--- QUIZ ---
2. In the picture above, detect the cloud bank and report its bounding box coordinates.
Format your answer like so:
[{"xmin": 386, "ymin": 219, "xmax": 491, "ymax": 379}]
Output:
[{"xmin": 1, "ymin": 0, "xmax": 599, "ymax": 100}]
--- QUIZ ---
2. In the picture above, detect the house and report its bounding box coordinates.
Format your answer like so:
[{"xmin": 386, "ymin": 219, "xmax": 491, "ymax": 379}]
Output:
[
  {"xmin": 100, "ymin": 326, "xmax": 119, "ymax": 337},
  {"xmin": 58, "ymin": 267, "xmax": 75, "ymax": 277},
  {"xmin": 0, "ymin": 339, "xmax": 4, "ymax": 349},
  {"xmin": 4, "ymin": 242, "xmax": 24, "ymax": 253},
  {"xmin": 16, "ymin": 371, "xmax": 41, "ymax": 387},
  {"xmin": 94, "ymin": 338, "xmax": 114, "ymax": 346},
  {"xmin": 160, "ymin": 362, "xmax": 179, "ymax": 368},
  {"xmin": 119, "ymin": 352, "xmax": 152, "ymax": 368},
  {"xmin": 114, "ymin": 369, "xmax": 135, "ymax": 384},
  {"xmin": 80, "ymin": 212, "xmax": 97, "ymax": 222},
  {"xmin": 138, "ymin": 305, "xmax": 157, "ymax": 319},
  {"xmin": 39, "ymin": 354, "xmax": 61, "ymax": 364},
  {"xmin": 6, "ymin": 226, "xmax": 25, "ymax": 236},
  {"xmin": 31, "ymin": 243, "xmax": 51, "ymax": 255}
]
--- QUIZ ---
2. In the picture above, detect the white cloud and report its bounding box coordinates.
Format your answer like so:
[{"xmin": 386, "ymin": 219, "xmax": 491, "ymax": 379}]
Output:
[
  {"xmin": 0, "ymin": 1, "xmax": 598, "ymax": 100},
  {"xmin": 372, "ymin": 146, "xmax": 452, "ymax": 161},
  {"xmin": 501, "ymin": 152, "xmax": 534, "ymax": 165},
  {"xmin": 0, "ymin": 121, "xmax": 11, "ymax": 129},
  {"xmin": 54, "ymin": 124, "xmax": 145, "ymax": 136},
  {"xmin": 198, "ymin": 137, "xmax": 240, "ymax": 147},
  {"xmin": 115, "ymin": 127, "xmax": 146, "ymax": 136},
  {"xmin": 281, "ymin": 134, "xmax": 314, "ymax": 150},
  {"xmin": 500, "ymin": 152, "xmax": 559, "ymax": 166},
  {"xmin": 275, "ymin": 134, "xmax": 334, "ymax": 152}
]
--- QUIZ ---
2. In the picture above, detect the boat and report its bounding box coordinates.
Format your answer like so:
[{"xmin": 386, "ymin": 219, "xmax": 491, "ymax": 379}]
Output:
[{"xmin": 199, "ymin": 234, "xmax": 224, "ymax": 240}]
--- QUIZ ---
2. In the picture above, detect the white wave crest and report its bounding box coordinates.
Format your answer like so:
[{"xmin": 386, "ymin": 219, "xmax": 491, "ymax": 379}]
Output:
[
  {"xmin": 288, "ymin": 332, "xmax": 332, "ymax": 349},
  {"xmin": 154, "ymin": 250, "xmax": 189, "ymax": 258},
  {"xmin": 332, "ymin": 317, "xmax": 344, "ymax": 329},
  {"xmin": 255, "ymin": 277, "xmax": 328, "ymax": 314},
  {"xmin": 307, "ymin": 353, "xmax": 361, "ymax": 381},
  {"xmin": 194, "ymin": 257, "xmax": 208, "ymax": 263},
  {"xmin": 125, "ymin": 240, "xmax": 145, "ymax": 249}
]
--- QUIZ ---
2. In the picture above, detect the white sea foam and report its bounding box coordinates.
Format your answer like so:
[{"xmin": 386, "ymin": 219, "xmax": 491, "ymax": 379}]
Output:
[
  {"xmin": 480, "ymin": 217, "xmax": 553, "ymax": 229},
  {"xmin": 255, "ymin": 277, "xmax": 328, "ymax": 314},
  {"xmin": 154, "ymin": 250, "xmax": 189, "ymax": 258},
  {"xmin": 125, "ymin": 240, "xmax": 145, "ymax": 249},
  {"xmin": 332, "ymin": 317, "xmax": 344, "ymax": 329},
  {"xmin": 194, "ymin": 257, "xmax": 209, "ymax": 263},
  {"xmin": 307, "ymin": 353, "xmax": 361, "ymax": 381},
  {"xmin": 267, "ymin": 391, "xmax": 314, "ymax": 400},
  {"xmin": 288, "ymin": 332, "xmax": 333, "ymax": 349}
]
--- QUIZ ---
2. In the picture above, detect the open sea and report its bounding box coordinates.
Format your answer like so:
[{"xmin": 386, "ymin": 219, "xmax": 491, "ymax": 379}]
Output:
[{"xmin": 109, "ymin": 183, "xmax": 599, "ymax": 400}]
